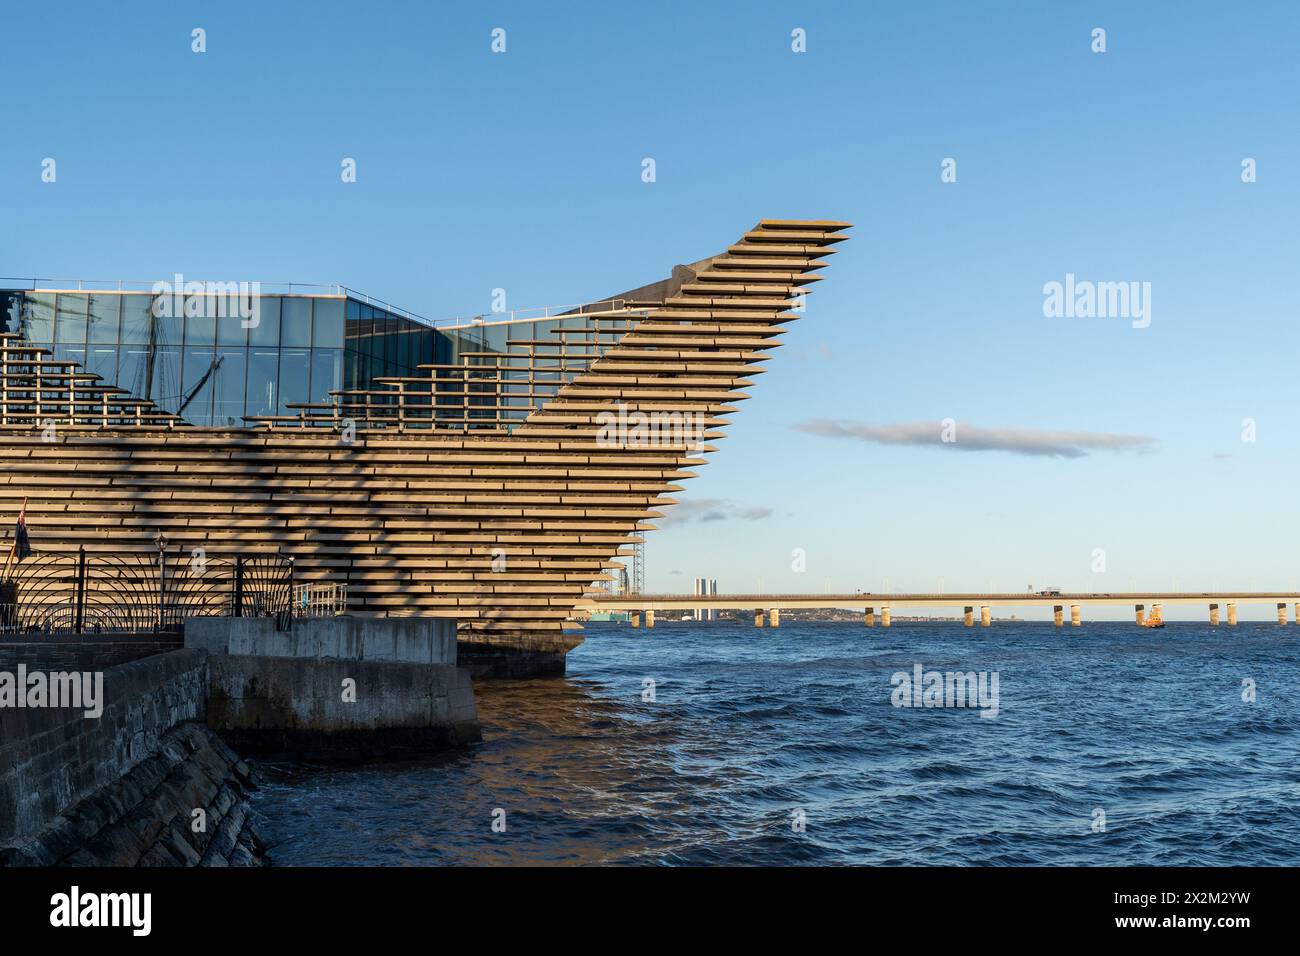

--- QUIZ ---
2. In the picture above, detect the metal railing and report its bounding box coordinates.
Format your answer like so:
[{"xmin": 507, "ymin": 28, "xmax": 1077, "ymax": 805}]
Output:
[
  {"xmin": 292, "ymin": 582, "xmax": 348, "ymax": 619},
  {"xmin": 435, "ymin": 298, "xmax": 634, "ymax": 329},
  {"xmin": 0, "ymin": 548, "xmax": 347, "ymax": 637},
  {"xmin": 0, "ymin": 276, "xmax": 349, "ymax": 297}
]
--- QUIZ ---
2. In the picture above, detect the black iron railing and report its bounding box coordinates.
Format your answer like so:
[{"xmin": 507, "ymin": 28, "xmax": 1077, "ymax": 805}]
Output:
[{"xmin": 0, "ymin": 546, "xmax": 300, "ymax": 637}]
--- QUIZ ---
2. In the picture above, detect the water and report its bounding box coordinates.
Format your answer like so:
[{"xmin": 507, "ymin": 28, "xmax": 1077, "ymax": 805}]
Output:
[{"xmin": 253, "ymin": 621, "xmax": 1300, "ymax": 865}]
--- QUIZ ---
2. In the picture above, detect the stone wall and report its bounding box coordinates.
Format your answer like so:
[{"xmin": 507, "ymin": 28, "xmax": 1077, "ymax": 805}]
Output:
[
  {"xmin": 1, "ymin": 722, "xmax": 265, "ymax": 866},
  {"xmin": 0, "ymin": 648, "xmax": 207, "ymax": 844},
  {"xmin": 0, "ymin": 637, "xmax": 182, "ymax": 670},
  {"xmin": 1, "ymin": 616, "xmax": 478, "ymax": 865},
  {"xmin": 0, "ymin": 646, "xmax": 267, "ymax": 866}
]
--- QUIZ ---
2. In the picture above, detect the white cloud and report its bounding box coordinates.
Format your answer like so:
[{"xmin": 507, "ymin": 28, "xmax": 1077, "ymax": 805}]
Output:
[
  {"xmin": 660, "ymin": 498, "xmax": 774, "ymax": 526},
  {"xmin": 793, "ymin": 419, "xmax": 1156, "ymax": 459}
]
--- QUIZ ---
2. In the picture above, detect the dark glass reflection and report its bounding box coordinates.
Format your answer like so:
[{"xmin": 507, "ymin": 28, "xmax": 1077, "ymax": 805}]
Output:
[
  {"xmin": 310, "ymin": 348, "xmax": 342, "ymax": 405},
  {"xmin": 278, "ymin": 348, "xmax": 310, "ymax": 416},
  {"xmin": 8, "ymin": 290, "xmax": 463, "ymax": 427},
  {"xmin": 213, "ymin": 348, "xmax": 248, "ymax": 427}
]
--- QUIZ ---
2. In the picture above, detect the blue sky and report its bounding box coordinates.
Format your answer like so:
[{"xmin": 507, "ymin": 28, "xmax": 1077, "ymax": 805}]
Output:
[{"xmin": 4, "ymin": 1, "xmax": 1299, "ymax": 617}]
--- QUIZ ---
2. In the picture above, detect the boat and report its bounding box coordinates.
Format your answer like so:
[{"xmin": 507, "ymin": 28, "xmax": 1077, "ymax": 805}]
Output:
[{"xmin": 1142, "ymin": 607, "xmax": 1166, "ymax": 628}]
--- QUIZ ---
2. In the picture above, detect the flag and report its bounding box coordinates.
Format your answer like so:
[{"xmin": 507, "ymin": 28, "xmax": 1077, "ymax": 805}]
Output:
[{"xmin": 14, "ymin": 502, "xmax": 32, "ymax": 563}]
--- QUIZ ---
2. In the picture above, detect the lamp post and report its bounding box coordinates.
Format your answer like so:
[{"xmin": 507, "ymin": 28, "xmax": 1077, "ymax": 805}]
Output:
[{"xmin": 155, "ymin": 531, "xmax": 167, "ymax": 631}]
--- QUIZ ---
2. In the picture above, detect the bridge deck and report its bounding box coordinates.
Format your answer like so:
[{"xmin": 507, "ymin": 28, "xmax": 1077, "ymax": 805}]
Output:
[{"xmin": 582, "ymin": 592, "xmax": 1300, "ymax": 610}]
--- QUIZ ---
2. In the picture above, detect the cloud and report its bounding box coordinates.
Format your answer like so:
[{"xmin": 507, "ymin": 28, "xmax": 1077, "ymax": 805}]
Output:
[
  {"xmin": 792, "ymin": 419, "xmax": 1156, "ymax": 459},
  {"xmin": 660, "ymin": 498, "xmax": 775, "ymax": 526}
]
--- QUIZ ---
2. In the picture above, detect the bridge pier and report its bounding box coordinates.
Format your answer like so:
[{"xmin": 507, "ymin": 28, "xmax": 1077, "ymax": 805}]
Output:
[
  {"xmin": 754, "ymin": 611, "xmax": 765, "ymax": 628},
  {"xmin": 644, "ymin": 610, "xmax": 655, "ymax": 629},
  {"xmin": 1278, "ymin": 603, "xmax": 1287, "ymax": 625},
  {"xmin": 1134, "ymin": 604, "xmax": 1145, "ymax": 625},
  {"xmin": 979, "ymin": 605, "xmax": 990, "ymax": 628},
  {"xmin": 1295, "ymin": 602, "xmax": 1299, "ymax": 624},
  {"xmin": 768, "ymin": 608, "xmax": 780, "ymax": 628},
  {"xmin": 1227, "ymin": 602, "xmax": 1237, "ymax": 626},
  {"xmin": 1053, "ymin": 605, "xmax": 1063, "ymax": 627},
  {"xmin": 881, "ymin": 607, "xmax": 892, "ymax": 628},
  {"xmin": 964, "ymin": 606, "xmax": 974, "ymax": 627},
  {"xmin": 864, "ymin": 607, "xmax": 875, "ymax": 627},
  {"xmin": 1209, "ymin": 603, "xmax": 1219, "ymax": 626},
  {"xmin": 1070, "ymin": 604, "xmax": 1081, "ymax": 627},
  {"xmin": 631, "ymin": 611, "xmax": 641, "ymax": 628}
]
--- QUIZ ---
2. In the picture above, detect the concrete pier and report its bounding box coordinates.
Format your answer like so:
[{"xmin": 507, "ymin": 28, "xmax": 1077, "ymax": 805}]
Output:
[
  {"xmin": 1210, "ymin": 603, "xmax": 1219, "ymax": 626},
  {"xmin": 1070, "ymin": 604, "xmax": 1081, "ymax": 627},
  {"xmin": 864, "ymin": 607, "xmax": 875, "ymax": 627},
  {"xmin": 768, "ymin": 608, "xmax": 780, "ymax": 628},
  {"xmin": 645, "ymin": 609, "xmax": 655, "ymax": 629},
  {"xmin": 881, "ymin": 607, "xmax": 892, "ymax": 628},
  {"xmin": 631, "ymin": 611, "xmax": 641, "ymax": 628},
  {"xmin": 1053, "ymin": 605, "xmax": 1063, "ymax": 627},
  {"xmin": 979, "ymin": 605, "xmax": 991, "ymax": 628},
  {"xmin": 1135, "ymin": 604, "xmax": 1145, "ymax": 625},
  {"xmin": 1227, "ymin": 602, "xmax": 1238, "ymax": 626},
  {"xmin": 1295, "ymin": 602, "xmax": 1299, "ymax": 624},
  {"xmin": 1278, "ymin": 603, "xmax": 1287, "ymax": 625},
  {"xmin": 754, "ymin": 611, "xmax": 765, "ymax": 627},
  {"xmin": 186, "ymin": 617, "xmax": 480, "ymax": 758},
  {"xmin": 964, "ymin": 606, "xmax": 974, "ymax": 627}
]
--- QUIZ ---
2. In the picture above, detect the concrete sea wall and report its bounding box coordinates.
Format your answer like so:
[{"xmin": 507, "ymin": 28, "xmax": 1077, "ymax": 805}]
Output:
[
  {"xmin": 0, "ymin": 648, "xmax": 266, "ymax": 866},
  {"xmin": 188, "ymin": 617, "xmax": 480, "ymax": 759},
  {"xmin": 1, "ymin": 616, "xmax": 480, "ymax": 865}
]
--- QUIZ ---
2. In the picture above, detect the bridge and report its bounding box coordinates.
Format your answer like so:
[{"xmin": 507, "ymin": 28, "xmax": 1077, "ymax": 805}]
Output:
[{"xmin": 578, "ymin": 592, "xmax": 1300, "ymax": 628}]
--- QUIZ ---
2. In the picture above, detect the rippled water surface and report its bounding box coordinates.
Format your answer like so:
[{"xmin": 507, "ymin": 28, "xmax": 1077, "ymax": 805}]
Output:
[{"xmin": 254, "ymin": 621, "xmax": 1300, "ymax": 865}]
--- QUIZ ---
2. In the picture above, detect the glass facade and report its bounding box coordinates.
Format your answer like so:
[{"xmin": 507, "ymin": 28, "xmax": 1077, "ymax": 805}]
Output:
[
  {"xmin": 0, "ymin": 290, "xmax": 422, "ymax": 427},
  {"xmin": 0, "ymin": 287, "xmax": 621, "ymax": 429}
]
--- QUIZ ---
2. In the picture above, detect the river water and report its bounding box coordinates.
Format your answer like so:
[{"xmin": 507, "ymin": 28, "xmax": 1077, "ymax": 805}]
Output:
[{"xmin": 253, "ymin": 620, "xmax": 1300, "ymax": 865}]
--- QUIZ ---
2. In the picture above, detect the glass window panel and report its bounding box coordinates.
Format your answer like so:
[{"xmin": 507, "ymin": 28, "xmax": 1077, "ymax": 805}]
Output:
[
  {"xmin": 345, "ymin": 349, "xmax": 362, "ymax": 389},
  {"xmin": 56, "ymin": 294, "xmax": 88, "ymax": 345},
  {"xmin": 119, "ymin": 295, "xmax": 153, "ymax": 344},
  {"xmin": 249, "ymin": 296, "xmax": 281, "ymax": 347},
  {"xmin": 120, "ymin": 297, "xmax": 182, "ymax": 350},
  {"xmin": 313, "ymin": 298, "xmax": 344, "ymax": 347},
  {"xmin": 118, "ymin": 347, "xmax": 148, "ymax": 398},
  {"xmin": 21, "ymin": 293, "xmax": 55, "ymax": 343},
  {"xmin": 212, "ymin": 348, "xmax": 248, "ymax": 427},
  {"xmin": 87, "ymin": 294, "xmax": 120, "ymax": 345},
  {"xmin": 85, "ymin": 346, "xmax": 118, "ymax": 385},
  {"xmin": 215, "ymin": 312, "xmax": 248, "ymax": 347},
  {"xmin": 140, "ymin": 347, "xmax": 181, "ymax": 413},
  {"xmin": 180, "ymin": 348, "xmax": 216, "ymax": 424},
  {"xmin": 310, "ymin": 349, "xmax": 342, "ymax": 405},
  {"xmin": 54, "ymin": 345, "xmax": 86, "ymax": 370},
  {"xmin": 247, "ymin": 350, "xmax": 280, "ymax": 418},
  {"xmin": 345, "ymin": 299, "xmax": 368, "ymax": 344},
  {"xmin": 281, "ymin": 297, "xmax": 312, "ymax": 347},
  {"xmin": 184, "ymin": 309, "xmax": 216, "ymax": 349},
  {"xmin": 159, "ymin": 312, "xmax": 184, "ymax": 348},
  {"xmin": 278, "ymin": 348, "xmax": 311, "ymax": 416},
  {"xmin": 0, "ymin": 292, "xmax": 20, "ymax": 336}
]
